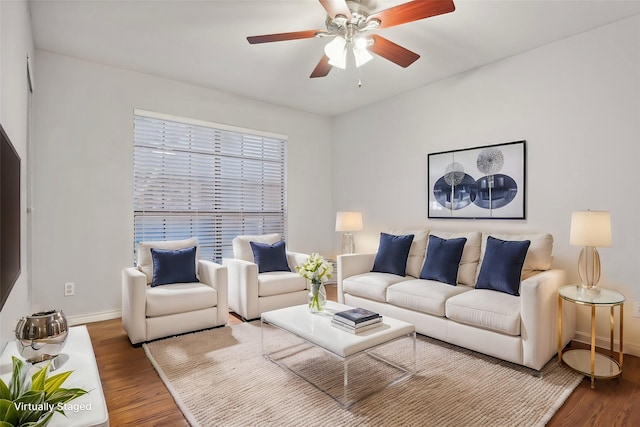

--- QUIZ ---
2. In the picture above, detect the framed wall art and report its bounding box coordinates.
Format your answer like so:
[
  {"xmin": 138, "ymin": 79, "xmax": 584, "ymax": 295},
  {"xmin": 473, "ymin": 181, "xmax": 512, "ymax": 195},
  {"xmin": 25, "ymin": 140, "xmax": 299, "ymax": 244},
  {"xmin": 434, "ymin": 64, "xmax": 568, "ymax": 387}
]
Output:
[{"xmin": 427, "ymin": 140, "xmax": 526, "ymax": 219}]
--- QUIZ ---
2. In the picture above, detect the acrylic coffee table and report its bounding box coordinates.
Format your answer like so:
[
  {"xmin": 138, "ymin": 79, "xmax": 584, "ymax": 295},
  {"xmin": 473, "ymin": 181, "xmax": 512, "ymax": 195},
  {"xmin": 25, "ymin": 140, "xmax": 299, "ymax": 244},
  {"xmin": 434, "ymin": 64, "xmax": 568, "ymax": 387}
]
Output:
[{"xmin": 261, "ymin": 301, "xmax": 416, "ymax": 407}]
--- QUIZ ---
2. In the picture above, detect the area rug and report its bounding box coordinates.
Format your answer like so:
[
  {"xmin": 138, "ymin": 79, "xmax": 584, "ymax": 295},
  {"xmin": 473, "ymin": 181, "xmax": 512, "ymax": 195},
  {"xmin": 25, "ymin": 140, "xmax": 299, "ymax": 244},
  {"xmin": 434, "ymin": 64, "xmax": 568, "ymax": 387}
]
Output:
[{"xmin": 143, "ymin": 322, "xmax": 581, "ymax": 427}]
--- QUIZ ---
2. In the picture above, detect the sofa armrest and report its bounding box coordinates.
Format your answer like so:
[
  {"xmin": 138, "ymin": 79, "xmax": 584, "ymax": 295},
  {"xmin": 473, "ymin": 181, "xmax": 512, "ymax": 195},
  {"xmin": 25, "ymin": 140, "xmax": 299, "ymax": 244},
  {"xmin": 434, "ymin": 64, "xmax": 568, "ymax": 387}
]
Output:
[
  {"xmin": 223, "ymin": 258, "xmax": 259, "ymax": 320},
  {"xmin": 520, "ymin": 268, "xmax": 574, "ymax": 370},
  {"xmin": 337, "ymin": 253, "xmax": 376, "ymax": 304},
  {"xmin": 122, "ymin": 267, "xmax": 148, "ymax": 345},
  {"xmin": 198, "ymin": 260, "xmax": 228, "ymax": 326}
]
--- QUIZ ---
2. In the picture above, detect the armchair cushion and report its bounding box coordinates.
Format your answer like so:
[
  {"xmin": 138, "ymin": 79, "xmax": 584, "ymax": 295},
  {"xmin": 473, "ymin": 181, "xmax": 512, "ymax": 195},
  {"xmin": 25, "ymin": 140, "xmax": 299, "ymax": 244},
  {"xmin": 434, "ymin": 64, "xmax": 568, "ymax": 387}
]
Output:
[
  {"xmin": 150, "ymin": 246, "xmax": 198, "ymax": 287},
  {"xmin": 258, "ymin": 271, "xmax": 307, "ymax": 297},
  {"xmin": 146, "ymin": 281, "xmax": 218, "ymax": 317},
  {"xmin": 250, "ymin": 240, "xmax": 291, "ymax": 273}
]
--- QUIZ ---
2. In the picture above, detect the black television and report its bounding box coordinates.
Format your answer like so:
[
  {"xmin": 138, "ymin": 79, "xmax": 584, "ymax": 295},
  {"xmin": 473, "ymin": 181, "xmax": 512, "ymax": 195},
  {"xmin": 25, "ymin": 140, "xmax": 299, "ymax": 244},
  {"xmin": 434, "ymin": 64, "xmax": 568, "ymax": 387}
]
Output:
[{"xmin": 0, "ymin": 123, "xmax": 21, "ymax": 311}]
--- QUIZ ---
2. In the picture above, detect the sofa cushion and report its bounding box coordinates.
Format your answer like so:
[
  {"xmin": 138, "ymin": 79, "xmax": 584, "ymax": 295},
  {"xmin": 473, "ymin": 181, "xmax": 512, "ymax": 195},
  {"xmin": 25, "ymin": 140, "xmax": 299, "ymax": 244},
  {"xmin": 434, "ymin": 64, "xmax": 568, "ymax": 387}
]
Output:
[
  {"xmin": 445, "ymin": 289, "xmax": 521, "ymax": 336},
  {"xmin": 420, "ymin": 235, "xmax": 467, "ymax": 285},
  {"xmin": 232, "ymin": 233, "xmax": 281, "ymax": 263},
  {"xmin": 258, "ymin": 271, "xmax": 307, "ymax": 297},
  {"xmin": 146, "ymin": 282, "xmax": 217, "ymax": 317},
  {"xmin": 138, "ymin": 237, "xmax": 199, "ymax": 285},
  {"xmin": 250, "ymin": 240, "xmax": 291, "ymax": 273},
  {"xmin": 150, "ymin": 246, "xmax": 199, "ymax": 287},
  {"xmin": 429, "ymin": 231, "xmax": 482, "ymax": 286},
  {"xmin": 387, "ymin": 279, "xmax": 472, "ymax": 317},
  {"xmin": 476, "ymin": 237, "xmax": 530, "ymax": 296},
  {"xmin": 371, "ymin": 233, "xmax": 415, "ymax": 276},
  {"xmin": 481, "ymin": 233, "xmax": 553, "ymax": 280},
  {"xmin": 343, "ymin": 272, "xmax": 412, "ymax": 302},
  {"xmin": 390, "ymin": 228, "xmax": 429, "ymax": 278}
]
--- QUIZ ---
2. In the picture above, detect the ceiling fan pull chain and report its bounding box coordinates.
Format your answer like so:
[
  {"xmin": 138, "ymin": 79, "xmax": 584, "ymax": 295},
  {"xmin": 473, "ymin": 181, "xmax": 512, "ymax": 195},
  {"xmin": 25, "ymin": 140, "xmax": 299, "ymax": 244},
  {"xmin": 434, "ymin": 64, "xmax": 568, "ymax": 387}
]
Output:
[{"xmin": 357, "ymin": 67, "xmax": 363, "ymax": 88}]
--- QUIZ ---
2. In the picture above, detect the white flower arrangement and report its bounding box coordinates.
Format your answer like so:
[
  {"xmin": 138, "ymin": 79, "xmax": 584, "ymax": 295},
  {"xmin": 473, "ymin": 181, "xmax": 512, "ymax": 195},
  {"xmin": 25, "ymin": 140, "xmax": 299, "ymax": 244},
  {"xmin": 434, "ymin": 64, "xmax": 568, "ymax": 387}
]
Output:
[{"xmin": 296, "ymin": 253, "xmax": 333, "ymax": 285}]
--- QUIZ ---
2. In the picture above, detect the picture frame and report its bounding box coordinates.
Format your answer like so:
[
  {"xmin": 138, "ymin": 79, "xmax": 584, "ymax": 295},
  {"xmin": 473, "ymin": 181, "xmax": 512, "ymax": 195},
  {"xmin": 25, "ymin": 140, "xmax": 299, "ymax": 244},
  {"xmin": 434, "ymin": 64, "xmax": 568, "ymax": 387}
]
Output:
[{"xmin": 427, "ymin": 140, "xmax": 526, "ymax": 219}]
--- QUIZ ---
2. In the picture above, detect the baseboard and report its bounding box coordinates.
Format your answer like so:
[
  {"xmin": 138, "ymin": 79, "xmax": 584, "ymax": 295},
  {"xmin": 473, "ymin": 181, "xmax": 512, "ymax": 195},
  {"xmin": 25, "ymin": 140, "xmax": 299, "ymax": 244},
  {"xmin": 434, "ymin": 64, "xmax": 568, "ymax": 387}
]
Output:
[
  {"xmin": 573, "ymin": 331, "xmax": 640, "ymax": 358},
  {"xmin": 67, "ymin": 309, "xmax": 121, "ymax": 326}
]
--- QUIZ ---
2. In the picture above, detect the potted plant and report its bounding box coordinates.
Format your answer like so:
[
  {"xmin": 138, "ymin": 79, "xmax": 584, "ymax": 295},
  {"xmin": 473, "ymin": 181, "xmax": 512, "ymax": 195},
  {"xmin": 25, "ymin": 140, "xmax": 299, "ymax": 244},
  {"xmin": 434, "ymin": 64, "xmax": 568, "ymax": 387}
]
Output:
[{"xmin": 0, "ymin": 356, "xmax": 87, "ymax": 426}]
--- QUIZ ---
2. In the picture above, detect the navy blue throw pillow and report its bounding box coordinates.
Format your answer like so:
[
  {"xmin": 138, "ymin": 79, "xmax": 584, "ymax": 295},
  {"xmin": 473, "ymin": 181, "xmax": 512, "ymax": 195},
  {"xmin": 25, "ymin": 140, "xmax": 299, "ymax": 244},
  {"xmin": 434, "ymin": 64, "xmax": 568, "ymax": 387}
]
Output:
[
  {"xmin": 371, "ymin": 233, "xmax": 415, "ymax": 276},
  {"xmin": 250, "ymin": 240, "xmax": 291, "ymax": 273},
  {"xmin": 475, "ymin": 236, "xmax": 531, "ymax": 296},
  {"xmin": 151, "ymin": 246, "xmax": 199, "ymax": 287},
  {"xmin": 420, "ymin": 235, "xmax": 467, "ymax": 286}
]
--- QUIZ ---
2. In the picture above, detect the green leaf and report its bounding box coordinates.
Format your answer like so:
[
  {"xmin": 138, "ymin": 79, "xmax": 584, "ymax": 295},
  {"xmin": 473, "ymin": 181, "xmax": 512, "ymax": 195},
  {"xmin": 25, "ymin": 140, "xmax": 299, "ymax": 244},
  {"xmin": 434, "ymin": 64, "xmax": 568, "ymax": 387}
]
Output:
[
  {"xmin": 10, "ymin": 357, "xmax": 31, "ymax": 400},
  {"xmin": 30, "ymin": 364, "xmax": 50, "ymax": 393},
  {"xmin": 0, "ymin": 422, "xmax": 14, "ymax": 427},
  {"xmin": 0, "ymin": 380, "xmax": 9, "ymax": 401},
  {"xmin": 14, "ymin": 390, "xmax": 47, "ymax": 425},
  {"xmin": 21, "ymin": 409, "xmax": 54, "ymax": 427},
  {"xmin": 0, "ymin": 399, "xmax": 12, "ymax": 420},
  {"xmin": 0, "ymin": 397, "xmax": 19, "ymax": 425},
  {"xmin": 43, "ymin": 371, "xmax": 72, "ymax": 396},
  {"xmin": 47, "ymin": 388, "xmax": 88, "ymax": 407}
]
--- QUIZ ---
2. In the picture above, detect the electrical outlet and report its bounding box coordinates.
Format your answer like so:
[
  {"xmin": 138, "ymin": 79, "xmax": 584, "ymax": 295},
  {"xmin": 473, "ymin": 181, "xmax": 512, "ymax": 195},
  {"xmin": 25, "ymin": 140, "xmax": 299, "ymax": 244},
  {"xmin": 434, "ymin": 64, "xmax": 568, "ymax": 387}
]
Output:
[
  {"xmin": 64, "ymin": 282, "xmax": 75, "ymax": 297},
  {"xmin": 633, "ymin": 302, "xmax": 640, "ymax": 318}
]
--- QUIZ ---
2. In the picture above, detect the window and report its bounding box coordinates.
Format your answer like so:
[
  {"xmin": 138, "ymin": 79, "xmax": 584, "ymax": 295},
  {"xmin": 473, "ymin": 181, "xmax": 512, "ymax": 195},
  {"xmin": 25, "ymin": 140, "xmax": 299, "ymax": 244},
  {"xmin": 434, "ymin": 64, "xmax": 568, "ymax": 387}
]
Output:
[{"xmin": 133, "ymin": 110, "xmax": 287, "ymax": 263}]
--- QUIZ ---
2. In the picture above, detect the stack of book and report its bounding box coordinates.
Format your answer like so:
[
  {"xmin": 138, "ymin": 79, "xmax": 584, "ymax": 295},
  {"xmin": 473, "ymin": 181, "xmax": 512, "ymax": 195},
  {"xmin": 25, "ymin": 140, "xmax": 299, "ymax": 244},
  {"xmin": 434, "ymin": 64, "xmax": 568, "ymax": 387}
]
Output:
[{"xmin": 331, "ymin": 307, "xmax": 382, "ymax": 334}]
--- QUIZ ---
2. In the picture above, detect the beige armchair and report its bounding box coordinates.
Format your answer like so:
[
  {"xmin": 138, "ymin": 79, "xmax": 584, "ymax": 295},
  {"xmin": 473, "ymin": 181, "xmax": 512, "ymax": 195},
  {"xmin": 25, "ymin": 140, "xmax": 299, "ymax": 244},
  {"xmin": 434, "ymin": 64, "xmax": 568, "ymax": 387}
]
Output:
[
  {"xmin": 122, "ymin": 238, "xmax": 228, "ymax": 345},
  {"xmin": 223, "ymin": 234, "xmax": 309, "ymax": 320}
]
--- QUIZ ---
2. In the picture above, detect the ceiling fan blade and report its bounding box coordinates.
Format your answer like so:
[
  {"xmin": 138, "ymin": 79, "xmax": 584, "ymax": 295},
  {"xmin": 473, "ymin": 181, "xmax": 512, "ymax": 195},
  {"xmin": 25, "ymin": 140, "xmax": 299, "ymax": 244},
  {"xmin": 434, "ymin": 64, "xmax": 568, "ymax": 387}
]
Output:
[
  {"xmin": 369, "ymin": 0, "xmax": 455, "ymax": 29},
  {"xmin": 369, "ymin": 34, "xmax": 420, "ymax": 68},
  {"xmin": 247, "ymin": 30, "xmax": 323, "ymax": 44},
  {"xmin": 310, "ymin": 54, "xmax": 333, "ymax": 78},
  {"xmin": 319, "ymin": 0, "xmax": 352, "ymax": 19}
]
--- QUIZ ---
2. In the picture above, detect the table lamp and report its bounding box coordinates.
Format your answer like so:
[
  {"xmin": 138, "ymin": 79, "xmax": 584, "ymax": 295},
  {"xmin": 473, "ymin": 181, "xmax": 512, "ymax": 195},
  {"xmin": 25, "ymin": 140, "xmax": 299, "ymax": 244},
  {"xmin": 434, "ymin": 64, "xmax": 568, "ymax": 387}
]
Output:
[
  {"xmin": 569, "ymin": 210, "xmax": 612, "ymax": 293},
  {"xmin": 335, "ymin": 212, "xmax": 362, "ymax": 254}
]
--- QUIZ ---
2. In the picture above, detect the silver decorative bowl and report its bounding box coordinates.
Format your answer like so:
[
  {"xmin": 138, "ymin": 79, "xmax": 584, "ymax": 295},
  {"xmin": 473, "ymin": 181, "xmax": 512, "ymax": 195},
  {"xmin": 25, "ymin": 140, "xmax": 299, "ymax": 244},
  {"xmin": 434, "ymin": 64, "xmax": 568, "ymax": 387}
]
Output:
[{"xmin": 15, "ymin": 310, "xmax": 68, "ymax": 363}]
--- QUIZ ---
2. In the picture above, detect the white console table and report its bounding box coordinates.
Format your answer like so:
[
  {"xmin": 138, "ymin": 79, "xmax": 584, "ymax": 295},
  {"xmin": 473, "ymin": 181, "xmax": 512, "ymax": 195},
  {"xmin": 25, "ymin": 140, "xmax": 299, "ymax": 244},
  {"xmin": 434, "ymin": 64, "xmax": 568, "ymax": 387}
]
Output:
[{"xmin": 0, "ymin": 325, "xmax": 109, "ymax": 427}]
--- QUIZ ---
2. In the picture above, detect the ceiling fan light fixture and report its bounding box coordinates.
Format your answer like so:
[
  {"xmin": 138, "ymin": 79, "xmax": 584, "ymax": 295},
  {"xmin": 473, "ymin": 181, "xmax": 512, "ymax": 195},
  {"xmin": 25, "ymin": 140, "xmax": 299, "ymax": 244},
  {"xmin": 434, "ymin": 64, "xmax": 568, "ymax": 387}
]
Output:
[
  {"xmin": 324, "ymin": 36, "xmax": 347, "ymax": 69},
  {"xmin": 353, "ymin": 45, "xmax": 373, "ymax": 68}
]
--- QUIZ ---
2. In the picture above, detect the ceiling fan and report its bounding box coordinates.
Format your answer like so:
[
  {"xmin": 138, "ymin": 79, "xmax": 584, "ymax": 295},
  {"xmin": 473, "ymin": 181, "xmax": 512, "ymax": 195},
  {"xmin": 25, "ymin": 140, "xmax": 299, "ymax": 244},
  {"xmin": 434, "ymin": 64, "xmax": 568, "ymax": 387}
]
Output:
[{"xmin": 247, "ymin": 0, "xmax": 456, "ymax": 78}]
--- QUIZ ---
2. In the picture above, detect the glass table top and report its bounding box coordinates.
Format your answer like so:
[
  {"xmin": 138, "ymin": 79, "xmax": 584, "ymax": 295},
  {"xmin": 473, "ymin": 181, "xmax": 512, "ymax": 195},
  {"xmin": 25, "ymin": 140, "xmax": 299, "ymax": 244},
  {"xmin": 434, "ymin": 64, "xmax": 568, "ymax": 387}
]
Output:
[{"xmin": 559, "ymin": 285, "xmax": 625, "ymax": 305}]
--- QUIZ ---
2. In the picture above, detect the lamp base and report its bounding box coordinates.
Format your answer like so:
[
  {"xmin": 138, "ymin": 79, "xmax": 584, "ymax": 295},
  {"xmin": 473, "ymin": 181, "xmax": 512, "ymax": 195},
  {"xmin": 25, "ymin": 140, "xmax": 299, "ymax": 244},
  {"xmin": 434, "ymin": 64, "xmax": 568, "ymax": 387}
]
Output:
[
  {"xmin": 576, "ymin": 284, "xmax": 601, "ymax": 295},
  {"xmin": 577, "ymin": 246, "xmax": 602, "ymax": 293},
  {"xmin": 342, "ymin": 233, "xmax": 355, "ymax": 254}
]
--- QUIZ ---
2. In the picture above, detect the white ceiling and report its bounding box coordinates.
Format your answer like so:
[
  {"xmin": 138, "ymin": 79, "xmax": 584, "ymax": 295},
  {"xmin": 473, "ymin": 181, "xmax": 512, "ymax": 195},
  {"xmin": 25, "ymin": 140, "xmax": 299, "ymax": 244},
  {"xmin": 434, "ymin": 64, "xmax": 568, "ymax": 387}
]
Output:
[{"xmin": 28, "ymin": 0, "xmax": 640, "ymax": 117}]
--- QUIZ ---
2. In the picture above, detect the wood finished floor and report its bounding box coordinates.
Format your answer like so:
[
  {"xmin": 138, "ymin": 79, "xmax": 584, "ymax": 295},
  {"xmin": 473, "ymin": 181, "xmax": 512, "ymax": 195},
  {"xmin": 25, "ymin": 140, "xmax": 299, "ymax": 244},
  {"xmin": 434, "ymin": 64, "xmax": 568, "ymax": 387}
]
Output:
[{"xmin": 85, "ymin": 285, "xmax": 640, "ymax": 426}]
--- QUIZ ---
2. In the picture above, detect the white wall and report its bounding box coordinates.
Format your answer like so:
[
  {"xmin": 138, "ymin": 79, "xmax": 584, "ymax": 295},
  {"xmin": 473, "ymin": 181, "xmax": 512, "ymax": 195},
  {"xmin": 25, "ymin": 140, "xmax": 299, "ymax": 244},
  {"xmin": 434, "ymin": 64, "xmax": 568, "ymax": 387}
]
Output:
[
  {"xmin": 332, "ymin": 15, "xmax": 640, "ymax": 354},
  {"xmin": 31, "ymin": 50, "xmax": 333, "ymax": 322},
  {"xmin": 0, "ymin": 0, "xmax": 34, "ymax": 351}
]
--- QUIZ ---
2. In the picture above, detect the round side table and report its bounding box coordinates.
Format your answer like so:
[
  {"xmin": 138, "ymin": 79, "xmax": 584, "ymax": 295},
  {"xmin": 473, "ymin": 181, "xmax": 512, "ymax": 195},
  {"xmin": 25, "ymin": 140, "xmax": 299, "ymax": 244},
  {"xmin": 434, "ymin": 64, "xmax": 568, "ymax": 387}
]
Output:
[{"xmin": 557, "ymin": 285, "xmax": 624, "ymax": 388}]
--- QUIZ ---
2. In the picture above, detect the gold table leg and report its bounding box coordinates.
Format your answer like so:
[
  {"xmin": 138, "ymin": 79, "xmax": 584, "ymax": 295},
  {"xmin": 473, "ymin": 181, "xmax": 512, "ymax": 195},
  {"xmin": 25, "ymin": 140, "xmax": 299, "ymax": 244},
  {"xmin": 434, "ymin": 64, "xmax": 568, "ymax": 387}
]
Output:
[
  {"xmin": 557, "ymin": 295, "xmax": 563, "ymax": 363},
  {"xmin": 590, "ymin": 305, "xmax": 596, "ymax": 389}
]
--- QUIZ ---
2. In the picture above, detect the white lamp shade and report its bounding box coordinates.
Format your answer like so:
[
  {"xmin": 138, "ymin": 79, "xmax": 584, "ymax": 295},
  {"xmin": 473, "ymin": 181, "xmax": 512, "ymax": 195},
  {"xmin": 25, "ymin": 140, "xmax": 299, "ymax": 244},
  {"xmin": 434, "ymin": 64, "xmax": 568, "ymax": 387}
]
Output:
[
  {"xmin": 325, "ymin": 36, "xmax": 347, "ymax": 69},
  {"xmin": 335, "ymin": 212, "xmax": 363, "ymax": 232},
  {"xmin": 570, "ymin": 210, "xmax": 612, "ymax": 247}
]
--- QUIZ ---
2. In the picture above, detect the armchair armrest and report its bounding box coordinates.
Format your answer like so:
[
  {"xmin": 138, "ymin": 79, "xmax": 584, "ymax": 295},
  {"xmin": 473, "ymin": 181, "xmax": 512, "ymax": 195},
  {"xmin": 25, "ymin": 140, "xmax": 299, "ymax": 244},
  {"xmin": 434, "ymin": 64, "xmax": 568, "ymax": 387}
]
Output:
[
  {"xmin": 198, "ymin": 260, "xmax": 228, "ymax": 326},
  {"xmin": 122, "ymin": 267, "xmax": 148, "ymax": 345},
  {"xmin": 287, "ymin": 251, "xmax": 310, "ymax": 271},
  {"xmin": 223, "ymin": 258, "xmax": 259, "ymax": 320},
  {"xmin": 520, "ymin": 269, "xmax": 573, "ymax": 370},
  {"xmin": 337, "ymin": 253, "xmax": 376, "ymax": 304}
]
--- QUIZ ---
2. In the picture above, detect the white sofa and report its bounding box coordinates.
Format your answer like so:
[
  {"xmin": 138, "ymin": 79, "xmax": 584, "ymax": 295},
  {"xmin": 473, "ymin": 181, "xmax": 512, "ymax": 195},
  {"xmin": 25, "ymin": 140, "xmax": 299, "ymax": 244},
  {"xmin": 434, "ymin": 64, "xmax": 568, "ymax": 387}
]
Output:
[{"xmin": 337, "ymin": 229, "xmax": 576, "ymax": 371}]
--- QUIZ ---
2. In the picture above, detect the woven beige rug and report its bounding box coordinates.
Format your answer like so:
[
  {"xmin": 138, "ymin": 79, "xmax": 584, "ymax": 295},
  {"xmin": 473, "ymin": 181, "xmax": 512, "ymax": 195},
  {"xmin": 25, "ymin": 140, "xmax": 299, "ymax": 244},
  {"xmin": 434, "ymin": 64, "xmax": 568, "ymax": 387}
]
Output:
[{"xmin": 143, "ymin": 321, "xmax": 581, "ymax": 427}]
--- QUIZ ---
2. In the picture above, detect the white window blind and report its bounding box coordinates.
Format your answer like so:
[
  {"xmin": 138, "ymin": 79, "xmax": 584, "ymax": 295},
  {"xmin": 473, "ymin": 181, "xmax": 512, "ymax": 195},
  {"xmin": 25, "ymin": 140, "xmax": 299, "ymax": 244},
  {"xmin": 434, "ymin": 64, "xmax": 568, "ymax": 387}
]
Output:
[{"xmin": 133, "ymin": 111, "xmax": 287, "ymax": 263}]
